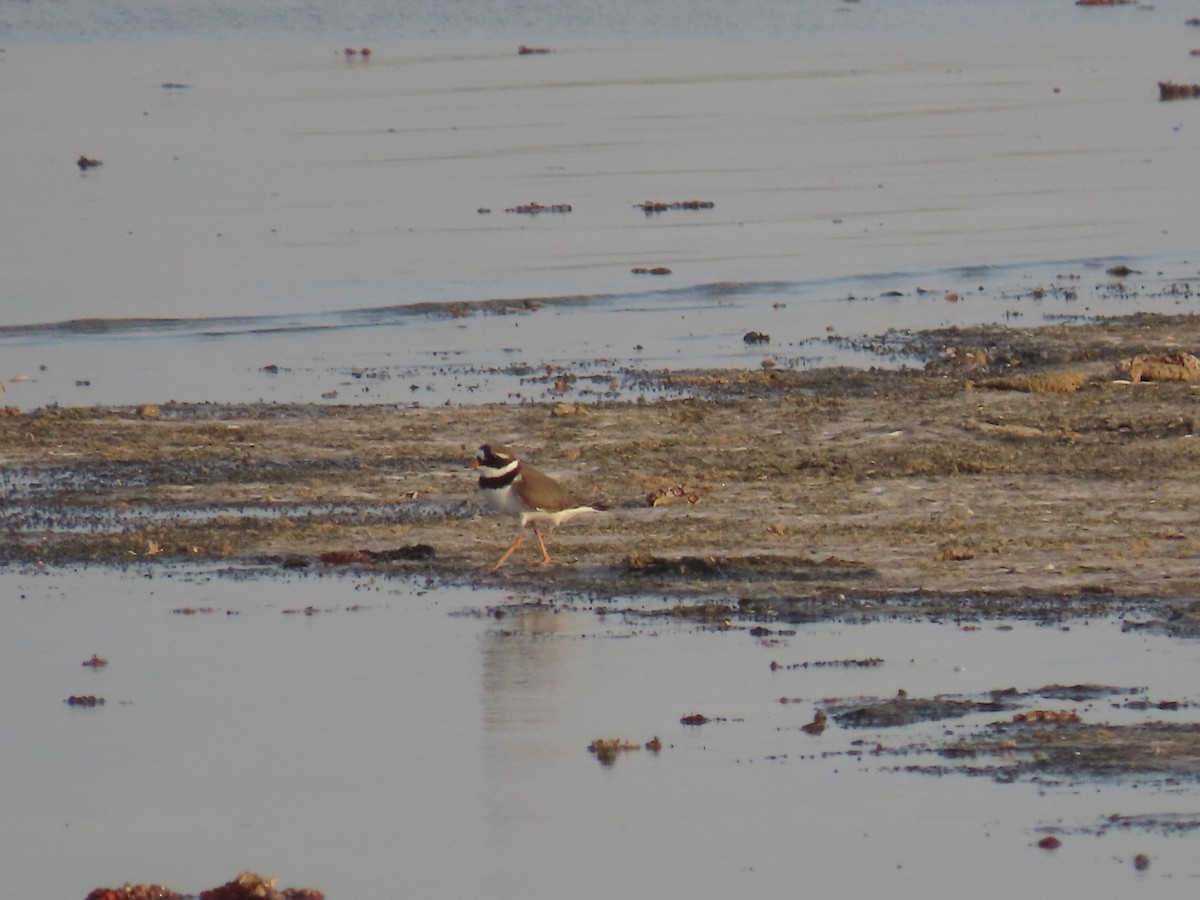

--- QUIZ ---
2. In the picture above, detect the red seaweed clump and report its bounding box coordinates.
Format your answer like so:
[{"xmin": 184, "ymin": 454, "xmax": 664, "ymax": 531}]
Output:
[
  {"xmin": 66, "ymin": 695, "xmax": 105, "ymax": 707},
  {"xmin": 86, "ymin": 872, "xmax": 323, "ymax": 900},
  {"xmin": 85, "ymin": 885, "xmax": 183, "ymax": 900}
]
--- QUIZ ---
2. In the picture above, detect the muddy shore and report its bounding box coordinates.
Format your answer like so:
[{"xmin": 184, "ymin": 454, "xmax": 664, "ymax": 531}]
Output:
[{"xmin": 4, "ymin": 312, "xmax": 1200, "ymax": 622}]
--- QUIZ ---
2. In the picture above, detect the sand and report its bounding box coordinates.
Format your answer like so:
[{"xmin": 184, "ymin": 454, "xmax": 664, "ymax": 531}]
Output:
[{"xmin": 5, "ymin": 313, "xmax": 1200, "ymax": 620}]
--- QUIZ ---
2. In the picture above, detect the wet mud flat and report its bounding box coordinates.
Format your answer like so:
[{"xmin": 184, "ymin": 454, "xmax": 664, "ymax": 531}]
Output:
[
  {"xmin": 4, "ymin": 312, "xmax": 1200, "ymax": 623},
  {"xmin": 815, "ymin": 680, "xmax": 1200, "ymax": 790}
]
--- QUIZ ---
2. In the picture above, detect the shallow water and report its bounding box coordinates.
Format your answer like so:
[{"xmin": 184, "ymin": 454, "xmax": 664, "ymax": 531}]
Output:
[
  {"xmin": 3, "ymin": 4, "xmax": 1200, "ymax": 407},
  {"xmin": 0, "ymin": 0, "xmax": 1104, "ymax": 43},
  {"xmin": 3, "ymin": 566, "xmax": 1200, "ymax": 898}
]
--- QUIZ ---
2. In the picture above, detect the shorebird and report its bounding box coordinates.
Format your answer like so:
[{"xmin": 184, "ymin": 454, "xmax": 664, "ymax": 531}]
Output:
[{"xmin": 471, "ymin": 443, "xmax": 602, "ymax": 570}]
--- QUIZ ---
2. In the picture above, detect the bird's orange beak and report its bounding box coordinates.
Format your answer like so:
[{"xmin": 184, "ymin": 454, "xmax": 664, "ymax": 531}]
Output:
[{"xmin": 469, "ymin": 458, "xmax": 480, "ymax": 469}]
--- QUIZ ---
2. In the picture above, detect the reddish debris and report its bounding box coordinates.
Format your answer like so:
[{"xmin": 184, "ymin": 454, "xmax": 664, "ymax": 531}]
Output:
[
  {"xmin": 504, "ymin": 201, "xmax": 572, "ymax": 214},
  {"xmin": 66, "ymin": 695, "xmax": 105, "ymax": 707},
  {"xmin": 801, "ymin": 710, "xmax": 829, "ymax": 735},
  {"xmin": 364, "ymin": 545, "xmax": 435, "ymax": 562},
  {"xmin": 319, "ymin": 545, "xmax": 436, "ymax": 566},
  {"xmin": 680, "ymin": 713, "xmax": 709, "ymax": 726},
  {"xmin": 635, "ymin": 200, "xmax": 715, "ymax": 213},
  {"xmin": 1038, "ymin": 836, "xmax": 1062, "ymax": 850},
  {"xmin": 587, "ymin": 738, "xmax": 641, "ymax": 765},
  {"xmin": 87, "ymin": 873, "xmax": 322, "ymax": 900},
  {"xmin": 1013, "ymin": 709, "xmax": 1081, "ymax": 724},
  {"xmin": 1159, "ymin": 81, "xmax": 1200, "ymax": 100},
  {"xmin": 82, "ymin": 654, "xmax": 109, "ymax": 668},
  {"xmin": 86, "ymin": 885, "xmax": 183, "ymax": 900},
  {"xmin": 631, "ymin": 266, "xmax": 672, "ymax": 275},
  {"xmin": 319, "ymin": 549, "xmax": 374, "ymax": 565}
]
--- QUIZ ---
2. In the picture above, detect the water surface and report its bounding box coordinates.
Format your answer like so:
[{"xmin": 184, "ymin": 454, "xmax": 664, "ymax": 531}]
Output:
[
  {"xmin": 3, "ymin": 566, "xmax": 1199, "ymax": 897},
  {"xmin": 3, "ymin": 4, "xmax": 1199, "ymax": 406}
]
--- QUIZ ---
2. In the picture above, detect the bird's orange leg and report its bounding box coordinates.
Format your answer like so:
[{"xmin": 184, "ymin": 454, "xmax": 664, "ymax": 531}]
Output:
[
  {"xmin": 531, "ymin": 523, "xmax": 556, "ymax": 566},
  {"xmin": 491, "ymin": 529, "xmax": 525, "ymax": 571}
]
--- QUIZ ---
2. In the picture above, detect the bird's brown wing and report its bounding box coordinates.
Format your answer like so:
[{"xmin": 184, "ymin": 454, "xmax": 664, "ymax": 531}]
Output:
[{"xmin": 514, "ymin": 464, "xmax": 585, "ymax": 512}]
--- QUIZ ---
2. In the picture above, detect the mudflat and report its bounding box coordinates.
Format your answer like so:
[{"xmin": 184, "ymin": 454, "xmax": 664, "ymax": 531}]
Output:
[{"xmin": 5, "ymin": 312, "xmax": 1200, "ymax": 621}]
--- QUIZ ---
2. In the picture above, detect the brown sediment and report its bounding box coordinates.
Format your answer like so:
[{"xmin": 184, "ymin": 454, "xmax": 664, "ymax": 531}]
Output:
[
  {"xmin": 635, "ymin": 200, "xmax": 715, "ymax": 213},
  {"xmin": 940, "ymin": 719, "xmax": 1200, "ymax": 781},
  {"xmin": 1119, "ymin": 351, "xmax": 1200, "ymax": 383},
  {"xmin": 504, "ymin": 201, "xmax": 571, "ymax": 214},
  {"xmin": 1158, "ymin": 80, "xmax": 1200, "ymax": 100},
  {"xmin": 5, "ymin": 314, "xmax": 1200, "ymax": 621},
  {"xmin": 975, "ymin": 372, "xmax": 1089, "ymax": 393},
  {"xmin": 816, "ymin": 685, "xmax": 1200, "ymax": 784}
]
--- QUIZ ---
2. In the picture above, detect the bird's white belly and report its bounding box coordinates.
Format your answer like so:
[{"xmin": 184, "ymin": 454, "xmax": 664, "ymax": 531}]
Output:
[
  {"xmin": 481, "ymin": 482, "xmax": 529, "ymax": 518},
  {"xmin": 481, "ymin": 481, "xmax": 594, "ymax": 528}
]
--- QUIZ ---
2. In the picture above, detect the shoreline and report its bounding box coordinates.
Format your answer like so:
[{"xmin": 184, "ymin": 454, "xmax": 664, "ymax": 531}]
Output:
[
  {"xmin": 2, "ymin": 254, "xmax": 1197, "ymax": 411},
  {"xmin": 6, "ymin": 313, "xmax": 1200, "ymax": 622}
]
